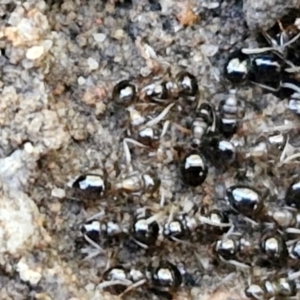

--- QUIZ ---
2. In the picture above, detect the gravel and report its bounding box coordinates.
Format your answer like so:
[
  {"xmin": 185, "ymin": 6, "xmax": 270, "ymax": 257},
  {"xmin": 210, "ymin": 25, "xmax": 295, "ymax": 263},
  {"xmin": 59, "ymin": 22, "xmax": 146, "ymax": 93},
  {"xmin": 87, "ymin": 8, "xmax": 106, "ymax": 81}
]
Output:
[
  {"xmin": 0, "ymin": 0, "xmax": 299, "ymax": 299},
  {"xmin": 243, "ymin": 0, "xmax": 300, "ymax": 30}
]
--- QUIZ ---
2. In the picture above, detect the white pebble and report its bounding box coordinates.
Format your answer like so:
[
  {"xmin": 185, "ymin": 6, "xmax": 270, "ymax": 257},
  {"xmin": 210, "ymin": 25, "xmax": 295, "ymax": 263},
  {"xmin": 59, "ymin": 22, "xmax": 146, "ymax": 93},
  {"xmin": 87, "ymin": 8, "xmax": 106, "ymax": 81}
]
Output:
[
  {"xmin": 114, "ymin": 56, "xmax": 122, "ymax": 63},
  {"xmin": 26, "ymin": 46, "xmax": 44, "ymax": 60},
  {"xmin": 93, "ymin": 33, "xmax": 107, "ymax": 43},
  {"xmin": 193, "ymin": 52, "xmax": 203, "ymax": 62},
  {"xmin": 17, "ymin": 259, "xmax": 42, "ymax": 285},
  {"xmin": 140, "ymin": 66, "xmax": 152, "ymax": 77},
  {"xmin": 87, "ymin": 57, "xmax": 99, "ymax": 71},
  {"xmin": 113, "ymin": 29, "xmax": 124, "ymax": 40},
  {"xmin": 200, "ymin": 44, "xmax": 219, "ymax": 57},
  {"xmin": 42, "ymin": 39, "xmax": 53, "ymax": 52},
  {"xmin": 202, "ymin": 2, "xmax": 220, "ymax": 9},
  {"xmin": 51, "ymin": 188, "xmax": 66, "ymax": 199},
  {"xmin": 24, "ymin": 142, "xmax": 34, "ymax": 154},
  {"xmin": 77, "ymin": 76, "xmax": 86, "ymax": 85}
]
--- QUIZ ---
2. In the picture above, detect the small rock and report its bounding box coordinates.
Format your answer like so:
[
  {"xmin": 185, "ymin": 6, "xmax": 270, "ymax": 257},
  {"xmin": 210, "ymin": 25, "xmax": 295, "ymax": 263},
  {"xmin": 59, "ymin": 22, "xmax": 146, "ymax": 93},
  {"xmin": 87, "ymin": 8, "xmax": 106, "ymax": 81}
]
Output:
[
  {"xmin": 0, "ymin": 191, "xmax": 39, "ymax": 254},
  {"xmin": 49, "ymin": 202, "xmax": 62, "ymax": 213},
  {"xmin": 82, "ymin": 88, "xmax": 98, "ymax": 105},
  {"xmin": 42, "ymin": 39, "xmax": 53, "ymax": 52},
  {"xmin": 0, "ymin": 148, "xmax": 40, "ymax": 255},
  {"xmin": 95, "ymin": 102, "xmax": 107, "ymax": 115},
  {"xmin": 87, "ymin": 57, "xmax": 99, "ymax": 71},
  {"xmin": 113, "ymin": 29, "xmax": 125, "ymax": 40},
  {"xmin": 77, "ymin": 76, "xmax": 86, "ymax": 85},
  {"xmin": 53, "ymin": 82, "xmax": 66, "ymax": 96},
  {"xmin": 200, "ymin": 44, "xmax": 219, "ymax": 57},
  {"xmin": 26, "ymin": 46, "xmax": 44, "ymax": 60},
  {"xmin": 76, "ymin": 35, "xmax": 87, "ymax": 47},
  {"xmin": 149, "ymin": 0, "xmax": 161, "ymax": 11},
  {"xmin": 173, "ymin": 24, "xmax": 184, "ymax": 33},
  {"xmin": 35, "ymin": 293, "xmax": 53, "ymax": 300},
  {"xmin": 207, "ymin": 23, "xmax": 220, "ymax": 34},
  {"xmin": 93, "ymin": 33, "xmax": 107, "ymax": 43},
  {"xmin": 51, "ymin": 188, "xmax": 66, "ymax": 199},
  {"xmin": 140, "ymin": 66, "xmax": 152, "ymax": 77},
  {"xmin": 17, "ymin": 258, "xmax": 42, "ymax": 285},
  {"xmin": 114, "ymin": 56, "xmax": 122, "ymax": 63},
  {"xmin": 24, "ymin": 142, "xmax": 34, "ymax": 154},
  {"xmin": 202, "ymin": 1, "xmax": 220, "ymax": 9}
]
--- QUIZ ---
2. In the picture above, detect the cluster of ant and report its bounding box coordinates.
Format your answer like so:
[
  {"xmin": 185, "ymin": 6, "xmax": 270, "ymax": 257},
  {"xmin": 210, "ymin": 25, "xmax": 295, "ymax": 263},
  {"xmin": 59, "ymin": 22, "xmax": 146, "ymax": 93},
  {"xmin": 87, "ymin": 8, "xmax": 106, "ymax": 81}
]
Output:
[
  {"xmin": 225, "ymin": 11, "xmax": 300, "ymax": 112},
  {"xmin": 71, "ymin": 10, "xmax": 300, "ymax": 300},
  {"xmin": 97, "ymin": 260, "xmax": 183, "ymax": 300},
  {"xmin": 245, "ymin": 272, "xmax": 300, "ymax": 300},
  {"xmin": 218, "ymin": 11, "xmax": 300, "ymax": 300}
]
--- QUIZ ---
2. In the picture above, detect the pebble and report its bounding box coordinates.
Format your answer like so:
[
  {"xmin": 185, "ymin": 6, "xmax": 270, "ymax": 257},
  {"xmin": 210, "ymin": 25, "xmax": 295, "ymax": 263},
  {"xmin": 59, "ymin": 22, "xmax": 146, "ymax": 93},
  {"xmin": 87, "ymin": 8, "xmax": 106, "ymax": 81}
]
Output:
[
  {"xmin": 0, "ymin": 147, "xmax": 42, "ymax": 254},
  {"xmin": 0, "ymin": 191, "xmax": 39, "ymax": 254},
  {"xmin": 200, "ymin": 44, "xmax": 219, "ymax": 57},
  {"xmin": 114, "ymin": 56, "xmax": 122, "ymax": 63},
  {"xmin": 93, "ymin": 33, "xmax": 107, "ymax": 43},
  {"xmin": 87, "ymin": 57, "xmax": 99, "ymax": 71},
  {"xmin": 35, "ymin": 294, "xmax": 53, "ymax": 300},
  {"xmin": 113, "ymin": 29, "xmax": 125, "ymax": 40},
  {"xmin": 51, "ymin": 188, "xmax": 66, "ymax": 199},
  {"xmin": 24, "ymin": 142, "xmax": 34, "ymax": 154},
  {"xmin": 140, "ymin": 66, "xmax": 152, "ymax": 77},
  {"xmin": 17, "ymin": 258, "xmax": 42, "ymax": 285},
  {"xmin": 95, "ymin": 102, "xmax": 107, "ymax": 115},
  {"xmin": 193, "ymin": 52, "xmax": 203, "ymax": 62},
  {"xmin": 202, "ymin": 2, "xmax": 220, "ymax": 9},
  {"xmin": 77, "ymin": 76, "xmax": 86, "ymax": 85},
  {"xmin": 207, "ymin": 23, "xmax": 220, "ymax": 34},
  {"xmin": 42, "ymin": 39, "xmax": 53, "ymax": 52},
  {"xmin": 82, "ymin": 88, "xmax": 98, "ymax": 105},
  {"xmin": 49, "ymin": 202, "xmax": 62, "ymax": 213},
  {"xmin": 26, "ymin": 45, "xmax": 45, "ymax": 60}
]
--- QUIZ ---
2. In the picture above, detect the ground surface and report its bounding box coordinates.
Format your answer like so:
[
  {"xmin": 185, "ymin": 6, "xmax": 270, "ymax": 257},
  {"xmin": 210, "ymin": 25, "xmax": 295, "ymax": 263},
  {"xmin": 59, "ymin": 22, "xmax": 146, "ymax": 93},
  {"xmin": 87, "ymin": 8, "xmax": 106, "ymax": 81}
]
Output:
[{"xmin": 0, "ymin": 0, "xmax": 299, "ymax": 300}]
